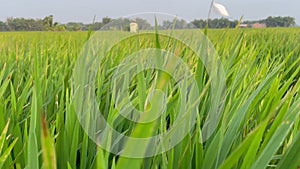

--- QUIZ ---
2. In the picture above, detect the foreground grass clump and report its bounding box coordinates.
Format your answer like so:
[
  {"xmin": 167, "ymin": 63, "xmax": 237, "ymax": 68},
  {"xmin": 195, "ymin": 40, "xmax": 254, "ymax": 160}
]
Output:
[{"xmin": 0, "ymin": 28, "xmax": 299, "ymax": 169}]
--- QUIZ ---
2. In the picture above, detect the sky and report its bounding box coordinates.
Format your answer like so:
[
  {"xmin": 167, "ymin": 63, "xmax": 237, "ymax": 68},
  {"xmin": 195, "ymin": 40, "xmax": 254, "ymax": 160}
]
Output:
[{"xmin": 0, "ymin": 0, "xmax": 299, "ymax": 25}]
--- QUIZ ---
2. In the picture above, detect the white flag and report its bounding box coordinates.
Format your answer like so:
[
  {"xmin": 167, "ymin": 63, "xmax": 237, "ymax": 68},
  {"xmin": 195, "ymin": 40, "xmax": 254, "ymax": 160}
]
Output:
[{"xmin": 212, "ymin": 2, "xmax": 230, "ymax": 17}]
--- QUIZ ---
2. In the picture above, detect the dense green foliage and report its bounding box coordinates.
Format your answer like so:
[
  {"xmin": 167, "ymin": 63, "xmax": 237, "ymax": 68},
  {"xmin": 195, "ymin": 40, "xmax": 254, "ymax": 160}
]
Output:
[
  {"xmin": 0, "ymin": 16, "xmax": 297, "ymax": 32},
  {"xmin": 192, "ymin": 16, "xmax": 296, "ymax": 29},
  {"xmin": 0, "ymin": 28, "xmax": 299, "ymax": 169}
]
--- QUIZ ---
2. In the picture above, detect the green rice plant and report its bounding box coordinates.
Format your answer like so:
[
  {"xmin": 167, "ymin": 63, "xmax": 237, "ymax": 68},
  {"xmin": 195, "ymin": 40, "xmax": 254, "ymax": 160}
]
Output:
[
  {"xmin": 0, "ymin": 120, "xmax": 18, "ymax": 169},
  {"xmin": 0, "ymin": 28, "xmax": 299, "ymax": 169}
]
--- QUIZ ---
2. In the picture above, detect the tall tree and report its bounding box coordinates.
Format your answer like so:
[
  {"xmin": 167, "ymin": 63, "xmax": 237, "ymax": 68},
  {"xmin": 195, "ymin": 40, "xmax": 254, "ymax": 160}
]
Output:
[
  {"xmin": 0, "ymin": 21, "xmax": 8, "ymax": 31},
  {"xmin": 102, "ymin": 17, "xmax": 112, "ymax": 25},
  {"xmin": 135, "ymin": 18, "xmax": 152, "ymax": 30},
  {"xmin": 43, "ymin": 15, "xmax": 54, "ymax": 30}
]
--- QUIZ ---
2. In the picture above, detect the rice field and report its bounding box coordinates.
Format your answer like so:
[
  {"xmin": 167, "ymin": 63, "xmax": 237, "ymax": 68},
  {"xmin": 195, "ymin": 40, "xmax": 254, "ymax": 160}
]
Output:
[{"xmin": 0, "ymin": 28, "xmax": 299, "ymax": 169}]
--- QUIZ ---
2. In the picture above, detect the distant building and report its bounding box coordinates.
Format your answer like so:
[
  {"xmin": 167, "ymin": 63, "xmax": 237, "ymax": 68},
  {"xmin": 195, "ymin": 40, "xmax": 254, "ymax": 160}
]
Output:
[
  {"xmin": 252, "ymin": 23, "xmax": 267, "ymax": 28},
  {"xmin": 130, "ymin": 20, "xmax": 138, "ymax": 33},
  {"xmin": 239, "ymin": 24, "xmax": 248, "ymax": 28}
]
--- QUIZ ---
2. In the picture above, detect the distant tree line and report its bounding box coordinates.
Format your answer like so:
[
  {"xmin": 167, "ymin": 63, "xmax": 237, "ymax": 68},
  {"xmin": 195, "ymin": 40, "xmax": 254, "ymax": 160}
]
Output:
[
  {"xmin": 0, "ymin": 15, "xmax": 296, "ymax": 32},
  {"xmin": 243, "ymin": 16, "xmax": 296, "ymax": 28},
  {"xmin": 192, "ymin": 16, "xmax": 296, "ymax": 28}
]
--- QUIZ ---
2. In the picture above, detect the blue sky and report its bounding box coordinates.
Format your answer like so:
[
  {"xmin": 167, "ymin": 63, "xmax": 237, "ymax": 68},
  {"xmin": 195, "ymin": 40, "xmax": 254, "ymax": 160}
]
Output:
[{"xmin": 0, "ymin": 0, "xmax": 299, "ymax": 24}]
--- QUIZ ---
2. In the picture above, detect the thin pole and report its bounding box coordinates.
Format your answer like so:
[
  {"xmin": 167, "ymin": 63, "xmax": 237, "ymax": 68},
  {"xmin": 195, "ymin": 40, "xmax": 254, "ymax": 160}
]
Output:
[{"xmin": 205, "ymin": 0, "xmax": 215, "ymax": 35}]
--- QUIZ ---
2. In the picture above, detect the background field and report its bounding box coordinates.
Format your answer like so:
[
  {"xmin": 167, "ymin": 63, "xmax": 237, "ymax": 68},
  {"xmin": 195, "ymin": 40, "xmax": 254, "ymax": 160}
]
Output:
[{"xmin": 0, "ymin": 28, "xmax": 299, "ymax": 169}]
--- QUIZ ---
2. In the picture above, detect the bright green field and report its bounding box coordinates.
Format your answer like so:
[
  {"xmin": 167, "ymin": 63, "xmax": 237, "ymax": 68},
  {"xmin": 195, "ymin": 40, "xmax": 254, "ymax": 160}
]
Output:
[{"xmin": 0, "ymin": 28, "xmax": 299, "ymax": 169}]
